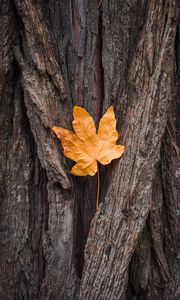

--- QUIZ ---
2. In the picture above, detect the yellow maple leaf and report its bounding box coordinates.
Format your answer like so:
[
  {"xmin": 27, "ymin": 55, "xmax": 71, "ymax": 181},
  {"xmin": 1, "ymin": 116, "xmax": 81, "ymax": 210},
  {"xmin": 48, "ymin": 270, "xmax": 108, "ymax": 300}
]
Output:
[{"xmin": 53, "ymin": 106, "xmax": 125, "ymax": 176}]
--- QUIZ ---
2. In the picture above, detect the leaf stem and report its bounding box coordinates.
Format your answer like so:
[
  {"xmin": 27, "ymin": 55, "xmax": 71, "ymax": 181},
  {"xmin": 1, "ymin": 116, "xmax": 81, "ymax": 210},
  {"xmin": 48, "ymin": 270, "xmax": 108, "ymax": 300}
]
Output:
[{"xmin": 96, "ymin": 166, "xmax": 100, "ymax": 211}]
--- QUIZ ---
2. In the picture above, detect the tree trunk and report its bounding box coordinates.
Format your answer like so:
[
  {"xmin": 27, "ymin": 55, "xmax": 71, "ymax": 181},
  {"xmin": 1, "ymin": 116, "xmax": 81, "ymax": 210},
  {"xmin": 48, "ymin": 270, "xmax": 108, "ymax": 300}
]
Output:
[{"xmin": 0, "ymin": 1, "xmax": 179, "ymax": 299}]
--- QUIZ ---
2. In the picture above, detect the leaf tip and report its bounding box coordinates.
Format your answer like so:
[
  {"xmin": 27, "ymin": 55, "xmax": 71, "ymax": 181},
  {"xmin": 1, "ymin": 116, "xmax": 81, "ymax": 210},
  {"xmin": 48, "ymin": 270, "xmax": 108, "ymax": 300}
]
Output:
[{"xmin": 52, "ymin": 126, "xmax": 59, "ymax": 135}]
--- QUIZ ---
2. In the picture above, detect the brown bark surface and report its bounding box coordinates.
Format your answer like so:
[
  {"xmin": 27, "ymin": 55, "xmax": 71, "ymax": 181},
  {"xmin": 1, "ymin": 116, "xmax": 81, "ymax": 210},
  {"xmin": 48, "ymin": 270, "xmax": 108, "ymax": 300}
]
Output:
[{"xmin": 0, "ymin": 1, "xmax": 179, "ymax": 299}]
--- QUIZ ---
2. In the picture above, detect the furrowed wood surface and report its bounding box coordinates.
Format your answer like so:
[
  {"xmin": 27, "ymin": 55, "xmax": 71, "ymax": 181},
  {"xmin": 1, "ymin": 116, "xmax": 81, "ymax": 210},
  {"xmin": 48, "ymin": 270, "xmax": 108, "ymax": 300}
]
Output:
[
  {"xmin": 79, "ymin": 1, "xmax": 178, "ymax": 299},
  {"xmin": 14, "ymin": 0, "xmax": 77, "ymax": 298},
  {"xmin": 0, "ymin": 0, "xmax": 179, "ymax": 299}
]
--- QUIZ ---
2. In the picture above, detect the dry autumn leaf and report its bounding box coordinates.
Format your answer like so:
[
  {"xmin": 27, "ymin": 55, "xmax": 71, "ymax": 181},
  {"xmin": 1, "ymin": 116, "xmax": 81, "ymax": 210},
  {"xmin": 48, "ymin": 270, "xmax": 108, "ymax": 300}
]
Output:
[{"xmin": 52, "ymin": 106, "xmax": 125, "ymax": 176}]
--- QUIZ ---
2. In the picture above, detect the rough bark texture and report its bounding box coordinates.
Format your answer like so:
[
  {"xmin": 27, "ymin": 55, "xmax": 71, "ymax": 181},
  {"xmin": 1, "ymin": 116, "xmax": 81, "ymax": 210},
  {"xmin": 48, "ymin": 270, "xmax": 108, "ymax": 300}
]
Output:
[{"xmin": 0, "ymin": 0, "xmax": 179, "ymax": 300}]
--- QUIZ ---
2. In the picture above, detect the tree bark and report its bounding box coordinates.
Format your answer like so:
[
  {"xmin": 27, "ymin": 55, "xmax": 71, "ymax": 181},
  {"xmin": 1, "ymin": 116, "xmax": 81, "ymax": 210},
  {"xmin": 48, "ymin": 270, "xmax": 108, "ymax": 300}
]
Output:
[{"xmin": 0, "ymin": 1, "xmax": 179, "ymax": 299}]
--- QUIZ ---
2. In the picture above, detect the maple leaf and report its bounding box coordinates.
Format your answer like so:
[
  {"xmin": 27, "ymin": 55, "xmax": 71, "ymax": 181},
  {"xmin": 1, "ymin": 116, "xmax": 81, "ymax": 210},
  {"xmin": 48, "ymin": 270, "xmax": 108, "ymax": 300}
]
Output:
[{"xmin": 52, "ymin": 106, "xmax": 125, "ymax": 176}]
